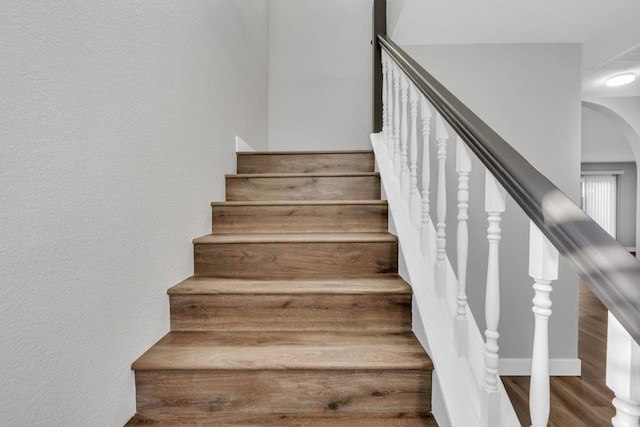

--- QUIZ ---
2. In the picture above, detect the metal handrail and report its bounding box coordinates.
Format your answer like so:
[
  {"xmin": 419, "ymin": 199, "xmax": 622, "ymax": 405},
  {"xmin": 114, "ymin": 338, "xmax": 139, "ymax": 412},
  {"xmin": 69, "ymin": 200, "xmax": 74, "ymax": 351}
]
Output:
[{"xmin": 378, "ymin": 34, "xmax": 640, "ymax": 345}]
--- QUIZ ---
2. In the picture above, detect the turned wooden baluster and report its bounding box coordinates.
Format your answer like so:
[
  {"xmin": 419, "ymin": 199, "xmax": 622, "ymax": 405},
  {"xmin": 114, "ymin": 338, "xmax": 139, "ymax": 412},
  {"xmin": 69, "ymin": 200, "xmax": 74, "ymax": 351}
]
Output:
[
  {"xmin": 455, "ymin": 136, "xmax": 471, "ymax": 356},
  {"xmin": 381, "ymin": 51, "xmax": 388, "ymax": 142},
  {"xmin": 482, "ymin": 171, "xmax": 506, "ymax": 427},
  {"xmin": 400, "ymin": 74, "xmax": 410, "ymax": 195},
  {"xmin": 434, "ymin": 114, "xmax": 449, "ymax": 299},
  {"xmin": 420, "ymin": 97, "xmax": 433, "ymax": 261},
  {"xmin": 409, "ymin": 83, "xmax": 420, "ymax": 223},
  {"xmin": 385, "ymin": 52, "xmax": 395, "ymax": 157},
  {"xmin": 392, "ymin": 63, "xmax": 401, "ymax": 178},
  {"xmin": 607, "ymin": 313, "xmax": 640, "ymax": 427},
  {"xmin": 528, "ymin": 222, "xmax": 559, "ymax": 427}
]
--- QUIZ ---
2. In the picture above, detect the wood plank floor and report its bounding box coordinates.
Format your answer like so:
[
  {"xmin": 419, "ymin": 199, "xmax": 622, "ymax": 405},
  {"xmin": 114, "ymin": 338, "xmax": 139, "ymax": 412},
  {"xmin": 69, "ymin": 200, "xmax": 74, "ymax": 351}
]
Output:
[{"xmin": 503, "ymin": 281, "xmax": 615, "ymax": 426}]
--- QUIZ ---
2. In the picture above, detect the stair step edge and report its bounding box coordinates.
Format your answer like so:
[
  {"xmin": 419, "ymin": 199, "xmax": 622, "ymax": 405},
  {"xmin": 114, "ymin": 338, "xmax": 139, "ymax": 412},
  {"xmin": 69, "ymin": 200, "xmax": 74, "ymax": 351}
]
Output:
[
  {"xmin": 167, "ymin": 275, "xmax": 412, "ymax": 295},
  {"xmin": 237, "ymin": 150, "xmax": 373, "ymax": 156},
  {"xmin": 126, "ymin": 413, "xmax": 437, "ymax": 426},
  {"xmin": 192, "ymin": 232, "xmax": 398, "ymax": 244},
  {"xmin": 131, "ymin": 331, "xmax": 432, "ymax": 371},
  {"xmin": 226, "ymin": 172, "xmax": 379, "ymax": 178},
  {"xmin": 211, "ymin": 200, "xmax": 387, "ymax": 207}
]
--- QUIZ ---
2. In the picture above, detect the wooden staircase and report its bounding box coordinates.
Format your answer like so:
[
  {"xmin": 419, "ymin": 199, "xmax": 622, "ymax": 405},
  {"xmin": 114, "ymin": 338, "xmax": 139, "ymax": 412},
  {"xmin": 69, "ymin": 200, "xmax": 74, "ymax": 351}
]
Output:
[{"xmin": 127, "ymin": 151, "xmax": 435, "ymax": 426}]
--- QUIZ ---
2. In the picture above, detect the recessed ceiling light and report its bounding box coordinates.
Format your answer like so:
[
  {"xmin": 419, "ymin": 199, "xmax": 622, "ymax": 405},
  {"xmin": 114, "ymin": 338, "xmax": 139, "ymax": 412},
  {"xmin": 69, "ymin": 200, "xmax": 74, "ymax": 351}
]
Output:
[{"xmin": 606, "ymin": 73, "xmax": 636, "ymax": 87}]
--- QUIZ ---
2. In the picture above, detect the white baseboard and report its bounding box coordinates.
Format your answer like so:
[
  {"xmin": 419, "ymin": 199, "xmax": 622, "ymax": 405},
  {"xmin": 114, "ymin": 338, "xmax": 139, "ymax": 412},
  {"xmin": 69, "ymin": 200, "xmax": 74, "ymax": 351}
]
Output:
[
  {"xmin": 499, "ymin": 358, "xmax": 582, "ymax": 376},
  {"xmin": 431, "ymin": 370, "xmax": 453, "ymax": 427}
]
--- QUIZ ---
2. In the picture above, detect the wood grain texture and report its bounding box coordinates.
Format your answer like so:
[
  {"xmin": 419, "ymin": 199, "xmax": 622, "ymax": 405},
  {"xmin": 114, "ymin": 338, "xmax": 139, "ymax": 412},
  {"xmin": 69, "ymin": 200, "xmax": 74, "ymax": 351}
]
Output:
[
  {"xmin": 132, "ymin": 331, "xmax": 430, "ymax": 371},
  {"xmin": 211, "ymin": 201, "xmax": 388, "ymax": 234},
  {"xmin": 134, "ymin": 369, "xmax": 431, "ymax": 421},
  {"xmin": 237, "ymin": 151, "xmax": 374, "ymax": 174},
  {"xmin": 126, "ymin": 412, "xmax": 438, "ymax": 426},
  {"xmin": 128, "ymin": 148, "xmax": 434, "ymax": 425},
  {"xmin": 503, "ymin": 281, "xmax": 614, "ymax": 426},
  {"xmin": 168, "ymin": 275, "xmax": 412, "ymax": 296},
  {"xmin": 169, "ymin": 293, "xmax": 411, "ymax": 332},
  {"xmin": 225, "ymin": 173, "xmax": 380, "ymax": 201},
  {"xmin": 194, "ymin": 240, "xmax": 398, "ymax": 278},
  {"xmin": 193, "ymin": 232, "xmax": 397, "ymax": 244}
]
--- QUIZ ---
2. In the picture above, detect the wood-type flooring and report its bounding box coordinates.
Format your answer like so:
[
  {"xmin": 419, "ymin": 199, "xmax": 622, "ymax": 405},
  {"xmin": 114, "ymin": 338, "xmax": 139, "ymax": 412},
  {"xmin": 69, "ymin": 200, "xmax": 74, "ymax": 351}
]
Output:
[{"xmin": 503, "ymin": 281, "xmax": 615, "ymax": 426}]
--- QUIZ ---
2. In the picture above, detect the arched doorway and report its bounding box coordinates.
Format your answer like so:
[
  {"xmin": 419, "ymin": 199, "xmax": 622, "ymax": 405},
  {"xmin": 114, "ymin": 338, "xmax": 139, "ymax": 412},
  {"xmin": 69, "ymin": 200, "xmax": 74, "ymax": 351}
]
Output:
[{"xmin": 582, "ymin": 100, "xmax": 640, "ymax": 252}]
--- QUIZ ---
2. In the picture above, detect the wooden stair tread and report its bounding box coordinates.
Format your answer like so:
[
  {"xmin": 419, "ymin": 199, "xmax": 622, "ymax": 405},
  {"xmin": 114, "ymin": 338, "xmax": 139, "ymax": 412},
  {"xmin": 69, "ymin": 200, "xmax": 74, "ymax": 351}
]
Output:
[
  {"xmin": 226, "ymin": 173, "xmax": 380, "ymax": 201},
  {"xmin": 227, "ymin": 172, "xmax": 379, "ymax": 178},
  {"xmin": 193, "ymin": 232, "xmax": 397, "ymax": 244},
  {"xmin": 168, "ymin": 275, "xmax": 411, "ymax": 295},
  {"xmin": 211, "ymin": 200, "xmax": 387, "ymax": 206},
  {"xmin": 237, "ymin": 150, "xmax": 373, "ymax": 156},
  {"xmin": 211, "ymin": 200, "xmax": 388, "ymax": 234},
  {"xmin": 132, "ymin": 331, "xmax": 431, "ymax": 371},
  {"xmin": 236, "ymin": 151, "xmax": 374, "ymax": 174},
  {"xmin": 126, "ymin": 413, "xmax": 437, "ymax": 426}
]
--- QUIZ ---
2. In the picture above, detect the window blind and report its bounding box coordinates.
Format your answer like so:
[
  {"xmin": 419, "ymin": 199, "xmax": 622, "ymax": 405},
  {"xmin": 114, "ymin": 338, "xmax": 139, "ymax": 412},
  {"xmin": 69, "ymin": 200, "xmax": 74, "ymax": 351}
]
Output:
[{"xmin": 580, "ymin": 172, "xmax": 619, "ymax": 239}]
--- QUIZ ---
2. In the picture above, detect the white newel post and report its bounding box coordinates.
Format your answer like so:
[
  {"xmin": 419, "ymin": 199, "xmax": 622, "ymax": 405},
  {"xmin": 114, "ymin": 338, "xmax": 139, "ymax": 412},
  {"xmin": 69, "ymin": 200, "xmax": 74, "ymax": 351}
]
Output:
[
  {"xmin": 393, "ymin": 63, "xmax": 401, "ymax": 176},
  {"xmin": 381, "ymin": 52, "xmax": 388, "ymax": 142},
  {"xmin": 420, "ymin": 97, "xmax": 433, "ymax": 261},
  {"xmin": 409, "ymin": 84, "xmax": 420, "ymax": 224},
  {"xmin": 455, "ymin": 136, "xmax": 471, "ymax": 356},
  {"xmin": 400, "ymin": 74, "xmax": 410, "ymax": 197},
  {"xmin": 435, "ymin": 114, "xmax": 450, "ymax": 299},
  {"xmin": 528, "ymin": 222, "xmax": 559, "ymax": 427},
  {"xmin": 482, "ymin": 171, "xmax": 506, "ymax": 427},
  {"xmin": 607, "ymin": 312, "xmax": 640, "ymax": 427}
]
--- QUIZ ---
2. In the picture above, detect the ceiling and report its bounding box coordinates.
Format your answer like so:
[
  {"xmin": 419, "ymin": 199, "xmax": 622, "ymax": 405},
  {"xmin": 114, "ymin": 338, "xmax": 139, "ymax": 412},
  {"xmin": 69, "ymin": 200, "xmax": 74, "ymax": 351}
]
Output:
[{"xmin": 388, "ymin": 0, "xmax": 640, "ymax": 97}]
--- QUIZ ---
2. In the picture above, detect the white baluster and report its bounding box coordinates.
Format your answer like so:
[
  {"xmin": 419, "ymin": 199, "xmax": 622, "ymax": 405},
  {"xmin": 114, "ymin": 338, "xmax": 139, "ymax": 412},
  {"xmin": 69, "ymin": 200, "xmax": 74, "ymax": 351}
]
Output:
[
  {"xmin": 381, "ymin": 52, "xmax": 388, "ymax": 142},
  {"xmin": 529, "ymin": 222, "xmax": 559, "ymax": 427},
  {"xmin": 420, "ymin": 97, "xmax": 433, "ymax": 261},
  {"xmin": 393, "ymin": 63, "xmax": 401, "ymax": 176},
  {"xmin": 434, "ymin": 114, "xmax": 449, "ymax": 299},
  {"xmin": 607, "ymin": 313, "xmax": 640, "ymax": 427},
  {"xmin": 386, "ymin": 53, "xmax": 394, "ymax": 157},
  {"xmin": 409, "ymin": 84, "xmax": 420, "ymax": 223},
  {"xmin": 482, "ymin": 170, "xmax": 506, "ymax": 427},
  {"xmin": 612, "ymin": 395, "xmax": 640, "ymax": 427},
  {"xmin": 455, "ymin": 136, "xmax": 471, "ymax": 356},
  {"xmin": 400, "ymin": 74, "xmax": 410, "ymax": 195}
]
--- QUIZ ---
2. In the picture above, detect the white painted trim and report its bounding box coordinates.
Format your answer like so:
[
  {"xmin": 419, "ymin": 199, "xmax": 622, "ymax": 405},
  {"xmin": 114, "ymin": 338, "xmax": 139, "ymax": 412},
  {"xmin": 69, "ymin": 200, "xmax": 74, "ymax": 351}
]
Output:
[
  {"xmin": 499, "ymin": 358, "xmax": 582, "ymax": 376},
  {"xmin": 431, "ymin": 369, "xmax": 453, "ymax": 427},
  {"xmin": 235, "ymin": 135, "xmax": 256, "ymax": 152}
]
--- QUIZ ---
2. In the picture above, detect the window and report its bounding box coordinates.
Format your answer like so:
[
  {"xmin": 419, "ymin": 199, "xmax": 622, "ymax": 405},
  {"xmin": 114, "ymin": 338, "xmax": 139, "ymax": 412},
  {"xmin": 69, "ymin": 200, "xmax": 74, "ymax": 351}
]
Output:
[{"xmin": 580, "ymin": 171, "xmax": 621, "ymax": 239}]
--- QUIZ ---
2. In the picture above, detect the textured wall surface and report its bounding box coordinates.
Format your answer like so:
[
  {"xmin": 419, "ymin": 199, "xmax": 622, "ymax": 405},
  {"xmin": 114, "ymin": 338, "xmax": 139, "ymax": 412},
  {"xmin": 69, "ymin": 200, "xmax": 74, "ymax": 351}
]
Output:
[
  {"xmin": 404, "ymin": 44, "xmax": 582, "ymax": 363},
  {"xmin": 0, "ymin": 1, "xmax": 268, "ymax": 425},
  {"xmin": 268, "ymin": 0, "xmax": 373, "ymax": 151}
]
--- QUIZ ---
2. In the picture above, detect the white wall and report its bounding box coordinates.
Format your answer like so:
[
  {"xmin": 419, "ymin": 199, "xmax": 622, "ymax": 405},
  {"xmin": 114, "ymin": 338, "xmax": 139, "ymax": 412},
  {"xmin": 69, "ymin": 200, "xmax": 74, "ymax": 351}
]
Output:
[
  {"xmin": 268, "ymin": 0, "xmax": 373, "ymax": 151},
  {"xmin": 583, "ymin": 97, "xmax": 640, "ymax": 162},
  {"xmin": 387, "ymin": 0, "xmax": 407, "ymax": 36},
  {"xmin": 582, "ymin": 106, "xmax": 634, "ymax": 163},
  {"xmin": 404, "ymin": 44, "xmax": 582, "ymax": 363},
  {"xmin": 0, "ymin": 1, "xmax": 268, "ymax": 425}
]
